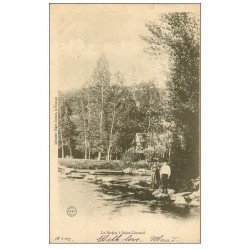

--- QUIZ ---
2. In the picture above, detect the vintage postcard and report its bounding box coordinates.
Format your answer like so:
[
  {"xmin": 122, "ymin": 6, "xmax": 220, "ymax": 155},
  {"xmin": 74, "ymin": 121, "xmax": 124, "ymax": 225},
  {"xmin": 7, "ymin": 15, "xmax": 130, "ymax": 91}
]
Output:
[{"xmin": 50, "ymin": 3, "xmax": 200, "ymax": 243}]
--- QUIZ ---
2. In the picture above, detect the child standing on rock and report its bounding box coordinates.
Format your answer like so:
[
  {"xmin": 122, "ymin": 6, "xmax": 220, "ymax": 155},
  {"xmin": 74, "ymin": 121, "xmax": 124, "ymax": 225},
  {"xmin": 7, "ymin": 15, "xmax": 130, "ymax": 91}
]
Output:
[
  {"xmin": 160, "ymin": 161, "xmax": 171, "ymax": 193},
  {"xmin": 151, "ymin": 158, "xmax": 160, "ymax": 189}
]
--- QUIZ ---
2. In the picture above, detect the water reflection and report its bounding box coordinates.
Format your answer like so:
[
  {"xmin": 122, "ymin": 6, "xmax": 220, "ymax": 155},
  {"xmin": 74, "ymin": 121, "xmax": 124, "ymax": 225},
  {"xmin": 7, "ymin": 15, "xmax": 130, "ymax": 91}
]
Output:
[{"xmin": 58, "ymin": 173, "xmax": 199, "ymax": 221}]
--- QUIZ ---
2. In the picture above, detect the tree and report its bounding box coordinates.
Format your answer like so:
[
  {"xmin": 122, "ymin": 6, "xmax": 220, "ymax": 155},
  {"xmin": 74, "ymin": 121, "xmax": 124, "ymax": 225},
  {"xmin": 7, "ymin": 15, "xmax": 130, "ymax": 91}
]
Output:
[
  {"xmin": 58, "ymin": 91, "xmax": 76, "ymax": 158},
  {"xmin": 71, "ymin": 87, "xmax": 89, "ymax": 159},
  {"xmin": 134, "ymin": 80, "xmax": 166, "ymax": 133},
  {"xmin": 142, "ymin": 12, "xmax": 200, "ymax": 176},
  {"xmin": 105, "ymin": 73, "xmax": 138, "ymax": 160},
  {"xmin": 91, "ymin": 54, "xmax": 111, "ymax": 160}
]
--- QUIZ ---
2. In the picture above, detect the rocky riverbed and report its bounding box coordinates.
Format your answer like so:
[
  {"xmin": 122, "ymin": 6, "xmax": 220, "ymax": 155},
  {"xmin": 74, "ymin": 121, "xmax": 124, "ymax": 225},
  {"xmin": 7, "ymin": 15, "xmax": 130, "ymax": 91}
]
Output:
[{"xmin": 59, "ymin": 165, "xmax": 200, "ymax": 216}]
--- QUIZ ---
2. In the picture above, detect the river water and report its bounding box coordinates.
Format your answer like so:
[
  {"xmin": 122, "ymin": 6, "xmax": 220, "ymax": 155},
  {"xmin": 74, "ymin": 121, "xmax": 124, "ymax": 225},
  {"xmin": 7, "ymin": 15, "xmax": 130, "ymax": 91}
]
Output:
[{"xmin": 57, "ymin": 173, "xmax": 200, "ymax": 243}]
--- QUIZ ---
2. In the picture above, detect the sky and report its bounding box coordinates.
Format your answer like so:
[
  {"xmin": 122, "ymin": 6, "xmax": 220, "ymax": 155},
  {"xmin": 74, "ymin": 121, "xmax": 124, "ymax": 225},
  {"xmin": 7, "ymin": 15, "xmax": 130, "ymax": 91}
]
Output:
[{"xmin": 50, "ymin": 4, "xmax": 200, "ymax": 92}]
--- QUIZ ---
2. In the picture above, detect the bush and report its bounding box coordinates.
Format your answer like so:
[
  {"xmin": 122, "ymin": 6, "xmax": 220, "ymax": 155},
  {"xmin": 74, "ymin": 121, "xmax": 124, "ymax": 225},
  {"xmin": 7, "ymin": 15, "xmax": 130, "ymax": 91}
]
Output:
[
  {"xmin": 143, "ymin": 148, "xmax": 154, "ymax": 161},
  {"xmin": 122, "ymin": 148, "xmax": 141, "ymax": 162},
  {"xmin": 58, "ymin": 158, "xmax": 124, "ymax": 170},
  {"xmin": 131, "ymin": 161, "xmax": 151, "ymax": 170},
  {"xmin": 58, "ymin": 158, "xmax": 151, "ymax": 171}
]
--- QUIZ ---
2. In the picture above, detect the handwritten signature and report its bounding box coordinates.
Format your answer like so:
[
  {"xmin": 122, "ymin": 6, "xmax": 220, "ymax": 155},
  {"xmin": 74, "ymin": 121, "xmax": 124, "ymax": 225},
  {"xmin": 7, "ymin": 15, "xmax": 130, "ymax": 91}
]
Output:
[
  {"xmin": 150, "ymin": 235, "xmax": 180, "ymax": 243},
  {"xmin": 96, "ymin": 234, "xmax": 179, "ymax": 243},
  {"xmin": 97, "ymin": 234, "xmax": 140, "ymax": 242}
]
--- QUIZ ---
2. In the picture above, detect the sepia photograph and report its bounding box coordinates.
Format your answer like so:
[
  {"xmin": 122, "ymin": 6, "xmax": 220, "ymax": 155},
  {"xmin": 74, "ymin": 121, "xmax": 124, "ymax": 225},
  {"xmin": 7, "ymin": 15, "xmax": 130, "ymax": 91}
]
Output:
[
  {"xmin": 50, "ymin": 3, "xmax": 200, "ymax": 243},
  {"xmin": 3, "ymin": 1, "xmax": 250, "ymax": 249}
]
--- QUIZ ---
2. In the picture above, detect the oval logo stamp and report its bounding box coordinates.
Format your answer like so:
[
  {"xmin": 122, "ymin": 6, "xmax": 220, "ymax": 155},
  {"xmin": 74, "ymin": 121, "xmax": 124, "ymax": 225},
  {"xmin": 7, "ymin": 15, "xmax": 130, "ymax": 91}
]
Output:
[{"xmin": 66, "ymin": 206, "xmax": 77, "ymax": 217}]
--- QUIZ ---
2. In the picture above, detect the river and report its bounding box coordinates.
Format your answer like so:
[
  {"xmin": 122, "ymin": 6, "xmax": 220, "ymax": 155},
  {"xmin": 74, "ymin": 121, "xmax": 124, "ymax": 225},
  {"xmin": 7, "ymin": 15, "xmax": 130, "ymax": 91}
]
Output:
[{"xmin": 56, "ymin": 172, "xmax": 200, "ymax": 243}]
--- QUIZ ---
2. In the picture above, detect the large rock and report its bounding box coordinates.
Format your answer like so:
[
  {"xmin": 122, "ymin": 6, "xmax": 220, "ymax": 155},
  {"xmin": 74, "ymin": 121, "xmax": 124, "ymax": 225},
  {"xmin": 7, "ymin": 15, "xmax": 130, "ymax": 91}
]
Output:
[
  {"xmin": 170, "ymin": 192, "xmax": 191, "ymax": 201},
  {"xmin": 123, "ymin": 167, "xmax": 132, "ymax": 174},
  {"xmin": 152, "ymin": 189, "xmax": 169, "ymax": 199},
  {"xmin": 64, "ymin": 168, "xmax": 74, "ymax": 175},
  {"xmin": 188, "ymin": 200, "xmax": 200, "ymax": 206},
  {"xmin": 132, "ymin": 185, "xmax": 148, "ymax": 191},
  {"xmin": 152, "ymin": 189, "xmax": 162, "ymax": 196},
  {"xmin": 189, "ymin": 191, "xmax": 200, "ymax": 201},
  {"xmin": 167, "ymin": 189, "xmax": 175, "ymax": 196},
  {"xmin": 154, "ymin": 192, "xmax": 169, "ymax": 199},
  {"xmin": 173, "ymin": 196, "xmax": 188, "ymax": 206},
  {"xmin": 192, "ymin": 177, "xmax": 200, "ymax": 190},
  {"xmin": 68, "ymin": 172, "xmax": 85, "ymax": 179}
]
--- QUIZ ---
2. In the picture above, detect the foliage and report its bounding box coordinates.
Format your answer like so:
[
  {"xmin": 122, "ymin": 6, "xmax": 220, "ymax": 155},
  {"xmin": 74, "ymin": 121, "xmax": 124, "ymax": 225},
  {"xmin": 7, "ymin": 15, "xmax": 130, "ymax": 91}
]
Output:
[
  {"xmin": 59, "ymin": 158, "xmax": 123, "ymax": 170},
  {"xmin": 58, "ymin": 55, "xmax": 167, "ymax": 161},
  {"xmin": 58, "ymin": 158, "xmax": 152, "ymax": 170},
  {"xmin": 143, "ymin": 148, "xmax": 155, "ymax": 161},
  {"xmin": 122, "ymin": 148, "xmax": 141, "ymax": 162},
  {"xmin": 134, "ymin": 80, "xmax": 166, "ymax": 133},
  {"xmin": 58, "ymin": 92, "xmax": 77, "ymax": 158},
  {"xmin": 141, "ymin": 12, "xmax": 200, "ymax": 176},
  {"xmin": 57, "ymin": 11, "xmax": 200, "ymax": 179},
  {"xmin": 154, "ymin": 145, "xmax": 166, "ymax": 160}
]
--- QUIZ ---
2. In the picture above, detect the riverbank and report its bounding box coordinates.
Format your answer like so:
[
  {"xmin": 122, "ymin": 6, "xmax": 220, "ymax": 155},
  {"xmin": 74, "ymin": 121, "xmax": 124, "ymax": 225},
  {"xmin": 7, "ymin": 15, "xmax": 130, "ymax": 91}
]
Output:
[
  {"xmin": 58, "ymin": 158, "xmax": 150, "ymax": 170},
  {"xmin": 58, "ymin": 163, "xmax": 200, "ymax": 211},
  {"xmin": 58, "ymin": 158, "xmax": 199, "ymax": 192}
]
